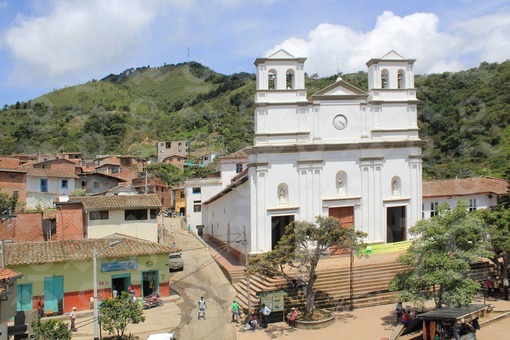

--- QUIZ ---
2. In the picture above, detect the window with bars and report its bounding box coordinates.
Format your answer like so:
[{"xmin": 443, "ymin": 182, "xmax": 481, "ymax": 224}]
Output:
[
  {"xmin": 430, "ymin": 202, "xmax": 438, "ymax": 217},
  {"xmin": 469, "ymin": 199, "xmax": 477, "ymax": 211}
]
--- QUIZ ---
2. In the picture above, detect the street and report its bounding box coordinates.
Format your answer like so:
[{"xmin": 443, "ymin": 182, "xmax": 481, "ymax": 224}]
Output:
[{"xmin": 165, "ymin": 219, "xmax": 237, "ymax": 340}]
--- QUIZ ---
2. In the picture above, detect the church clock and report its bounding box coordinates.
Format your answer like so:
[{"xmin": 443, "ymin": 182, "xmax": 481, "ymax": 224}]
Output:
[{"xmin": 333, "ymin": 114, "xmax": 348, "ymax": 130}]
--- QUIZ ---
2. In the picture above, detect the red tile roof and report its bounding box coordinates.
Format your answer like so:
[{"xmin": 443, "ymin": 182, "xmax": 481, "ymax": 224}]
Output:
[
  {"xmin": 423, "ymin": 177, "xmax": 509, "ymax": 198},
  {"xmin": 0, "ymin": 267, "xmax": 22, "ymax": 281},
  {"xmin": 219, "ymin": 148, "xmax": 248, "ymax": 160},
  {"xmin": 4, "ymin": 237, "xmax": 172, "ymax": 266},
  {"xmin": 79, "ymin": 194, "xmax": 162, "ymax": 210}
]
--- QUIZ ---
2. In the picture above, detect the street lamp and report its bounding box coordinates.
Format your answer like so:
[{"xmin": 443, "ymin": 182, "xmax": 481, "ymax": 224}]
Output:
[{"xmin": 93, "ymin": 240, "xmax": 121, "ymax": 340}]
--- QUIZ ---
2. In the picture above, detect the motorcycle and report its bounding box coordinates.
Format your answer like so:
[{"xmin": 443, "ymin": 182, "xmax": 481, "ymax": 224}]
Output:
[{"xmin": 143, "ymin": 293, "xmax": 163, "ymax": 309}]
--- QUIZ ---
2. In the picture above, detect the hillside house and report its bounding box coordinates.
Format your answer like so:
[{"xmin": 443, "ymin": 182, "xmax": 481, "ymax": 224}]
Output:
[
  {"xmin": 132, "ymin": 175, "xmax": 172, "ymax": 208},
  {"xmin": 157, "ymin": 140, "xmax": 189, "ymax": 162},
  {"xmin": 422, "ymin": 177, "xmax": 509, "ymax": 218},
  {"xmin": 77, "ymin": 172, "xmax": 126, "ymax": 195},
  {"xmin": 78, "ymin": 194, "xmax": 162, "ymax": 242},
  {"xmin": 21, "ymin": 159, "xmax": 78, "ymax": 210},
  {"xmin": 0, "ymin": 168, "xmax": 26, "ymax": 212}
]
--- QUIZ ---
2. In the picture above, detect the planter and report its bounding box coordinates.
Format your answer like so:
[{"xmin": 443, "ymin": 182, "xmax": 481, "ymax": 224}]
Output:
[{"xmin": 295, "ymin": 311, "xmax": 335, "ymax": 330}]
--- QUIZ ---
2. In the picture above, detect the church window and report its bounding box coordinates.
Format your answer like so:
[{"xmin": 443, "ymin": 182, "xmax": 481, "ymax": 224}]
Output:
[
  {"xmin": 268, "ymin": 70, "xmax": 277, "ymax": 90},
  {"xmin": 397, "ymin": 70, "xmax": 405, "ymax": 89},
  {"xmin": 381, "ymin": 69, "xmax": 389, "ymax": 88},
  {"xmin": 286, "ymin": 69, "xmax": 295, "ymax": 89}
]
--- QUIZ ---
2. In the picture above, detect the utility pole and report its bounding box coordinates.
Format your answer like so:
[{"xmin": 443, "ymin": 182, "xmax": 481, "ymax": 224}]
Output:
[
  {"xmin": 243, "ymin": 225, "xmax": 251, "ymax": 314},
  {"xmin": 144, "ymin": 158, "xmax": 148, "ymax": 194}
]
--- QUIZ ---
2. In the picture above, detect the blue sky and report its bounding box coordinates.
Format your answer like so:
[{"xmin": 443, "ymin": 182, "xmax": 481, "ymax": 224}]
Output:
[{"xmin": 1, "ymin": 0, "xmax": 509, "ymax": 106}]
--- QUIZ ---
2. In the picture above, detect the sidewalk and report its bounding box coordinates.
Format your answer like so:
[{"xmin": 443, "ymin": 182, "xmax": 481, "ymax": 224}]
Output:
[{"xmin": 237, "ymin": 298, "xmax": 510, "ymax": 340}]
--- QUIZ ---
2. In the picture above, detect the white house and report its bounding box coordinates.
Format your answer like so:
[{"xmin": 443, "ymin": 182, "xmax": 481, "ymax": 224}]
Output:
[
  {"xmin": 22, "ymin": 159, "xmax": 78, "ymax": 210},
  {"xmin": 203, "ymin": 49, "xmax": 424, "ymax": 261},
  {"xmin": 81, "ymin": 194, "xmax": 162, "ymax": 242},
  {"xmin": 183, "ymin": 149, "xmax": 248, "ymax": 229},
  {"xmin": 422, "ymin": 177, "xmax": 509, "ymax": 218}
]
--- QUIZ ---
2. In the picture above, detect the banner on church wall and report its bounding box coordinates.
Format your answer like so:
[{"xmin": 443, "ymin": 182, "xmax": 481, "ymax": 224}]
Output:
[{"xmin": 364, "ymin": 240, "xmax": 412, "ymax": 254}]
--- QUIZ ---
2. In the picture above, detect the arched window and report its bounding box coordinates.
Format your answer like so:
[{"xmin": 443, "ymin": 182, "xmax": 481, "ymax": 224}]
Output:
[
  {"xmin": 278, "ymin": 183, "xmax": 288, "ymax": 204},
  {"xmin": 286, "ymin": 69, "xmax": 295, "ymax": 89},
  {"xmin": 397, "ymin": 70, "xmax": 405, "ymax": 89},
  {"xmin": 268, "ymin": 69, "xmax": 277, "ymax": 90},
  {"xmin": 391, "ymin": 176, "xmax": 401, "ymax": 196},
  {"xmin": 381, "ymin": 69, "xmax": 389, "ymax": 89}
]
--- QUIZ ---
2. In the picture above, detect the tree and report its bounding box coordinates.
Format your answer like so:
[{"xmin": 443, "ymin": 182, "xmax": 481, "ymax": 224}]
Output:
[
  {"xmin": 247, "ymin": 216, "xmax": 366, "ymax": 316},
  {"xmin": 0, "ymin": 192, "xmax": 17, "ymax": 214},
  {"xmin": 99, "ymin": 291, "xmax": 146, "ymax": 339},
  {"xmin": 390, "ymin": 202, "xmax": 490, "ymax": 308},
  {"xmin": 477, "ymin": 206, "xmax": 510, "ymax": 278},
  {"xmin": 30, "ymin": 318, "xmax": 72, "ymax": 340}
]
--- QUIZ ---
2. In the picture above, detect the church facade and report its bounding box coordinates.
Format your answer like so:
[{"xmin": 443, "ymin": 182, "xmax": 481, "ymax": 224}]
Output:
[{"xmin": 203, "ymin": 49, "xmax": 424, "ymax": 260}]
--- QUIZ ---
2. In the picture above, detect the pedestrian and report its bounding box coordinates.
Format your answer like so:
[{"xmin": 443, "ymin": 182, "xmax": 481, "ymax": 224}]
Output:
[
  {"xmin": 231, "ymin": 300, "xmax": 240, "ymax": 323},
  {"xmin": 112, "ymin": 287, "xmax": 119, "ymax": 299},
  {"xmin": 198, "ymin": 296, "xmax": 207, "ymax": 319},
  {"xmin": 171, "ymin": 241, "xmax": 176, "ymax": 248},
  {"xmin": 128, "ymin": 283, "xmax": 135, "ymax": 295},
  {"xmin": 503, "ymin": 276, "xmax": 509, "ymax": 301},
  {"xmin": 484, "ymin": 277, "xmax": 493, "ymax": 298},
  {"xmin": 260, "ymin": 303, "xmax": 271, "ymax": 328},
  {"xmin": 187, "ymin": 224, "xmax": 191, "ymax": 234},
  {"xmin": 287, "ymin": 307, "xmax": 298, "ymax": 328},
  {"xmin": 37, "ymin": 298, "xmax": 45, "ymax": 318},
  {"xmin": 395, "ymin": 301, "xmax": 404, "ymax": 323},
  {"xmin": 70, "ymin": 307, "xmax": 77, "ymax": 332}
]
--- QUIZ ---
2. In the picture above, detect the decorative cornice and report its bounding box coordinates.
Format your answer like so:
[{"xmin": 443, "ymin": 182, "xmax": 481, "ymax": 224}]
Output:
[
  {"xmin": 267, "ymin": 206, "xmax": 300, "ymax": 212},
  {"xmin": 254, "ymin": 131, "xmax": 310, "ymax": 137},
  {"xmin": 249, "ymin": 140, "xmax": 427, "ymax": 154},
  {"xmin": 296, "ymin": 159, "xmax": 324, "ymax": 164}
]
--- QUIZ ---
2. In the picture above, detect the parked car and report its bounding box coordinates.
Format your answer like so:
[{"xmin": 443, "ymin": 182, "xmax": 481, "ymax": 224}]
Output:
[
  {"xmin": 169, "ymin": 252, "xmax": 183, "ymax": 271},
  {"xmin": 147, "ymin": 333, "xmax": 175, "ymax": 340}
]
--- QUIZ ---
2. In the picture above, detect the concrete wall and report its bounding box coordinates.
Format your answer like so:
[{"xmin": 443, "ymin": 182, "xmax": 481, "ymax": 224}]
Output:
[
  {"xmin": 422, "ymin": 194, "xmax": 497, "ymax": 219},
  {"xmin": 87, "ymin": 209, "xmax": 158, "ymax": 242}
]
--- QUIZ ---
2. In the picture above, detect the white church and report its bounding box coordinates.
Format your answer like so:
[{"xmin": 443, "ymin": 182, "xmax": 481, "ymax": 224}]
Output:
[{"xmin": 203, "ymin": 49, "xmax": 424, "ymax": 261}]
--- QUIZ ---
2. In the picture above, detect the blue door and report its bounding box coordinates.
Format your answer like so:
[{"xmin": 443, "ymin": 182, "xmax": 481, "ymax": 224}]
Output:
[
  {"xmin": 44, "ymin": 276, "xmax": 64, "ymax": 314},
  {"xmin": 16, "ymin": 283, "xmax": 32, "ymax": 311}
]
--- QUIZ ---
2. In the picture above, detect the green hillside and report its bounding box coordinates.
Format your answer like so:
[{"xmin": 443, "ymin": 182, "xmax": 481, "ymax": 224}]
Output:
[{"xmin": 1, "ymin": 60, "xmax": 509, "ymax": 179}]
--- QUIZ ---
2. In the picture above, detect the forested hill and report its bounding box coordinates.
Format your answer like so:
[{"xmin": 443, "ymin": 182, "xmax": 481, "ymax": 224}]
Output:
[{"xmin": 1, "ymin": 60, "xmax": 509, "ymax": 179}]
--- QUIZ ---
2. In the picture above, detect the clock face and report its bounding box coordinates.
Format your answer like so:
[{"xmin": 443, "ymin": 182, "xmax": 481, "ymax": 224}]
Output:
[{"xmin": 333, "ymin": 114, "xmax": 348, "ymax": 130}]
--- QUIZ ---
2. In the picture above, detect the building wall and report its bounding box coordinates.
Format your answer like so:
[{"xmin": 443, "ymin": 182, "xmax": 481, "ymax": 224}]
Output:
[
  {"xmin": 0, "ymin": 157, "xmax": 21, "ymax": 169},
  {"xmin": 422, "ymin": 194, "xmax": 497, "ymax": 219},
  {"xmin": 77, "ymin": 174, "xmax": 124, "ymax": 195},
  {"xmin": 55, "ymin": 203, "xmax": 86, "ymax": 240},
  {"xmin": 203, "ymin": 180, "xmax": 251, "ymax": 261},
  {"xmin": 26, "ymin": 176, "xmax": 76, "ymax": 209},
  {"xmin": 87, "ymin": 209, "xmax": 158, "ymax": 242},
  {"xmin": 10, "ymin": 253, "xmax": 170, "ymax": 312},
  {"xmin": 174, "ymin": 189, "xmax": 186, "ymax": 215},
  {"xmin": 0, "ymin": 171, "xmax": 26, "ymax": 211},
  {"xmin": 0, "ymin": 212, "xmax": 43, "ymax": 242},
  {"xmin": 157, "ymin": 140, "xmax": 189, "ymax": 162},
  {"xmin": 184, "ymin": 179, "xmax": 222, "ymax": 228},
  {"xmin": 219, "ymin": 160, "xmax": 247, "ymax": 188}
]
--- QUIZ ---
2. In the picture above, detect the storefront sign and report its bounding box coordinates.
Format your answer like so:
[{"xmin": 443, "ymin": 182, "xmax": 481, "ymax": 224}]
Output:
[{"xmin": 101, "ymin": 260, "xmax": 138, "ymax": 272}]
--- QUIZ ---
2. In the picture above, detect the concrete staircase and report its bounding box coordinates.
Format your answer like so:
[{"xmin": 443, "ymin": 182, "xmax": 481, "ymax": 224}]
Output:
[
  {"xmin": 233, "ymin": 261, "xmax": 497, "ymax": 314},
  {"xmin": 234, "ymin": 261, "xmax": 406, "ymax": 313}
]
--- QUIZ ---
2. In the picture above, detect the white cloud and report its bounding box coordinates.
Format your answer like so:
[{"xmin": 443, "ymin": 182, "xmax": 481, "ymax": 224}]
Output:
[
  {"xmin": 3, "ymin": 0, "xmax": 165, "ymax": 85},
  {"xmin": 266, "ymin": 10, "xmax": 510, "ymax": 76}
]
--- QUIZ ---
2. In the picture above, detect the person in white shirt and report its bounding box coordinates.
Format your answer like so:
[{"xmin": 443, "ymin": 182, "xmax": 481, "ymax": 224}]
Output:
[{"xmin": 260, "ymin": 304, "xmax": 271, "ymax": 328}]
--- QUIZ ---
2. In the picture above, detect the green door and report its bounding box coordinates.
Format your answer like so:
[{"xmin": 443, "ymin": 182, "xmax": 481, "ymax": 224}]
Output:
[
  {"xmin": 44, "ymin": 276, "xmax": 64, "ymax": 314},
  {"xmin": 16, "ymin": 283, "xmax": 32, "ymax": 311}
]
